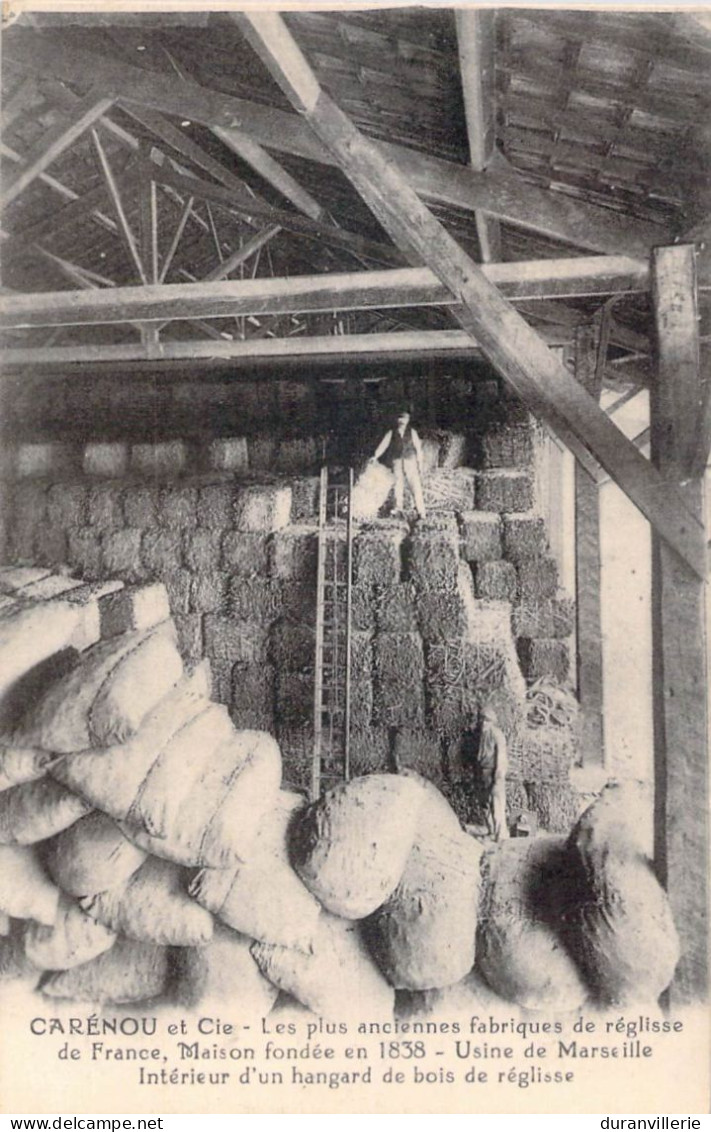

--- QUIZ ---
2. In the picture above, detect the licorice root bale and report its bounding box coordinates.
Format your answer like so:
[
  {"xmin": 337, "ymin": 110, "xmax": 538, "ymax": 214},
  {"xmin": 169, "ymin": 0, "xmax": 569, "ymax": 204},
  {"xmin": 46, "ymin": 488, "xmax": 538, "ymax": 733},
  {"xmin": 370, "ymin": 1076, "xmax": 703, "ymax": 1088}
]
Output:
[
  {"xmin": 407, "ymin": 522, "xmax": 461, "ymax": 591},
  {"xmin": 354, "ymin": 525, "xmax": 404, "ymax": 587},
  {"xmin": 0, "ymin": 844, "xmax": 59, "ymax": 925},
  {"xmin": 0, "ymin": 778, "xmax": 92, "ymax": 844},
  {"xmin": 569, "ymin": 781, "xmax": 651, "ymax": 861},
  {"xmin": 475, "ymin": 837, "xmax": 588, "ymax": 1012},
  {"xmin": 0, "ymin": 598, "xmax": 82, "ymax": 704},
  {"xmin": 89, "ymin": 622, "xmax": 183, "ymax": 746},
  {"xmin": 171, "ymin": 924, "xmax": 279, "ymax": 1017},
  {"xmin": 397, "ymin": 969, "xmax": 513, "ymax": 1021},
  {"xmin": 289, "ymin": 773, "xmax": 426, "ymax": 919},
  {"xmin": 123, "ymin": 728, "xmax": 281, "ymax": 868},
  {"xmin": 45, "ymin": 812, "xmax": 147, "ymax": 898},
  {"xmin": 40, "ymin": 936, "xmax": 168, "ymax": 1004},
  {"xmin": 24, "ymin": 894, "xmax": 116, "ymax": 970},
  {"xmin": 81, "ymin": 858, "xmax": 213, "ymax": 947},
  {"xmin": 251, "ymin": 913, "xmax": 394, "ymax": 1022},
  {"xmin": 125, "ymin": 702, "xmax": 234, "ymax": 835},
  {"xmin": 0, "ymin": 923, "xmax": 41, "ymax": 990},
  {"xmin": 191, "ymin": 791, "xmax": 320, "ymax": 952},
  {"xmin": 16, "ymin": 624, "xmax": 171, "ymax": 754},
  {"xmin": 566, "ymin": 786, "xmax": 680, "ymax": 1006},
  {"xmin": 0, "ymin": 746, "xmax": 55, "ymax": 792},
  {"xmin": 234, "ymin": 485, "xmax": 292, "ymax": 533},
  {"xmin": 193, "ymin": 730, "xmax": 282, "ymax": 867},
  {"xmin": 51, "ymin": 664, "xmax": 211, "ymax": 820},
  {"xmin": 366, "ymin": 819, "xmax": 482, "ymax": 990},
  {"xmin": 570, "ymin": 854, "xmax": 680, "ymax": 1007}
]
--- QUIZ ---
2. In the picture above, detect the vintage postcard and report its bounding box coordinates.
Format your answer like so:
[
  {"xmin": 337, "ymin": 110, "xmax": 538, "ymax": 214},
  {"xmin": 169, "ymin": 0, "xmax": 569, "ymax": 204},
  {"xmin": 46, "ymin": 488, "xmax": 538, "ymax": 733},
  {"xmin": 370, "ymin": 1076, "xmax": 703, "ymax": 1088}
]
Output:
[{"xmin": 0, "ymin": 0, "xmax": 709, "ymax": 1116}]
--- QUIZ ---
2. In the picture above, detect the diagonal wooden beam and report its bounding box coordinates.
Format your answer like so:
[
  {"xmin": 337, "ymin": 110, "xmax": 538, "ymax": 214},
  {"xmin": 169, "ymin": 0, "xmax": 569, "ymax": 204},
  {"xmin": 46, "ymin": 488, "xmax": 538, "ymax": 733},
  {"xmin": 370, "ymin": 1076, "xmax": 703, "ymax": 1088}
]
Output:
[
  {"xmin": 237, "ymin": 11, "xmax": 706, "ymax": 578},
  {"xmin": 212, "ymin": 124, "xmax": 327, "ymax": 222},
  {"xmin": 158, "ymin": 193, "xmax": 195, "ymax": 284},
  {"xmin": 0, "ymin": 258, "xmax": 653, "ymax": 330},
  {"xmin": 201, "ymin": 224, "xmax": 282, "ymax": 283},
  {"xmin": 455, "ymin": 9, "xmax": 501, "ymax": 263},
  {"xmin": 1, "ymin": 90, "xmax": 115, "ymax": 208},
  {"xmin": 90, "ymin": 128, "xmax": 147, "ymax": 285},
  {"xmin": 4, "ymin": 31, "xmax": 671, "ymax": 258}
]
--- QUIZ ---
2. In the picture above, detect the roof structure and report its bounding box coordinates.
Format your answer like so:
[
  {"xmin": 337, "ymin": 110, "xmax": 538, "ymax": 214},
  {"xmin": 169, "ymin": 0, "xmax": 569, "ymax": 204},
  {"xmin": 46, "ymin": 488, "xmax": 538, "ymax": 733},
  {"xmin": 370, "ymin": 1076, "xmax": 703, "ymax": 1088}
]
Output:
[{"xmin": 1, "ymin": 7, "xmax": 708, "ymax": 370}]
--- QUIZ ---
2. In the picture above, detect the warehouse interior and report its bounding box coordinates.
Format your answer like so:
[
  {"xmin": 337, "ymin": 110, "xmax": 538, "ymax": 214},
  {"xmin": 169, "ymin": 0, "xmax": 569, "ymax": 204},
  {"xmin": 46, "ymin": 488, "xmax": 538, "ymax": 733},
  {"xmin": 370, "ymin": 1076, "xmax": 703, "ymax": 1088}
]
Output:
[{"xmin": 0, "ymin": 7, "xmax": 708, "ymax": 1018}]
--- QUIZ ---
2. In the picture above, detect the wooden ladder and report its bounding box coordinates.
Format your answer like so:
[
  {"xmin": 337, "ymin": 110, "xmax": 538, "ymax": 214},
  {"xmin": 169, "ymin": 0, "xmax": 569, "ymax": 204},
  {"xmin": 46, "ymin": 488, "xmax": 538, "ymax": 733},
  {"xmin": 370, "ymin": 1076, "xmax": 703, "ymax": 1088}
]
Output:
[{"xmin": 311, "ymin": 465, "xmax": 354, "ymax": 800}]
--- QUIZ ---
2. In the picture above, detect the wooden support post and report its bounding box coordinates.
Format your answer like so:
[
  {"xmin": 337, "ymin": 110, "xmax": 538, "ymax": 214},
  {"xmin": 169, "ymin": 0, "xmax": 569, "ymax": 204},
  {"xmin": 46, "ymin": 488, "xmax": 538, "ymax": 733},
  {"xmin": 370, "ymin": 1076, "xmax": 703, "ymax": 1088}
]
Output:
[
  {"xmin": 574, "ymin": 321, "xmax": 605, "ymax": 768},
  {"xmin": 456, "ymin": 9, "xmax": 501, "ymax": 262},
  {"xmin": 651, "ymin": 244, "xmax": 708, "ymax": 1004}
]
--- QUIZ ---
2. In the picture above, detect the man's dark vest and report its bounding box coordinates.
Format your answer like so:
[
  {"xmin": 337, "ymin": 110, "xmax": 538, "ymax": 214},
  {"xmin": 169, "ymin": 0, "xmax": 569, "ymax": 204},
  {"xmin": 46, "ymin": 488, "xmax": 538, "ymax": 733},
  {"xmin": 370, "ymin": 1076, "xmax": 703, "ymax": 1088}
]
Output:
[{"xmin": 384, "ymin": 424, "xmax": 416, "ymax": 465}]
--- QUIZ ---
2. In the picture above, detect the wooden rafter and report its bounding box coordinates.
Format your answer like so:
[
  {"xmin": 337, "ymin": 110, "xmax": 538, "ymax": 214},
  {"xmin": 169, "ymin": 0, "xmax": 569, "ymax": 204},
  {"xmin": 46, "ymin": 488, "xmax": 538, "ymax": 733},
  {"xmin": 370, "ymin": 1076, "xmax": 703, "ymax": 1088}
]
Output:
[
  {"xmin": 455, "ymin": 9, "xmax": 501, "ymax": 262},
  {"xmin": 5, "ymin": 31, "xmax": 672, "ymax": 257},
  {"xmin": 1, "ymin": 90, "xmax": 115, "ymax": 208},
  {"xmin": 146, "ymin": 153, "xmax": 402, "ymax": 267},
  {"xmin": 90, "ymin": 128, "xmax": 147, "ymax": 285},
  {"xmin": 201, "ymin": 225, "xmax": 282, "ymax": 283},
  {"xmin": 236, "ymin": 11, "xmax": 705, "ymax": 577},
  {"xmin": 0, "ymin": 258, "xmax": 654, "ymax": 330},
  {"xmin": 213, "ymin": 125, "xmax": 328, "ymax": 222},
  {"xmin": 158, "ymin": 193, "xmax": 195, "ymax": 284}
]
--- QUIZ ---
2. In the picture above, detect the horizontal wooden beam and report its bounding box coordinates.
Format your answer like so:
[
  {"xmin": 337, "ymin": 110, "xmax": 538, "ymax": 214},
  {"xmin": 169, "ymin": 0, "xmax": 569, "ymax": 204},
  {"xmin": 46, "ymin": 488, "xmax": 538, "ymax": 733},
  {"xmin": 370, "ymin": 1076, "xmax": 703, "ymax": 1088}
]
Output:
[
  {"xmin": 0, "ymin": 257, "xmax": 652, "ymax": 330},
  {"xmin": 0, "ymin": 330, "xmax": 495, "ymax": 368},
  {"xmin": 4, "ymin": 31, "xmax": 671, "ymax": 257},
  {"xmin": 239, "ymin": 12, "xmax": 706, "ymax": 579}
]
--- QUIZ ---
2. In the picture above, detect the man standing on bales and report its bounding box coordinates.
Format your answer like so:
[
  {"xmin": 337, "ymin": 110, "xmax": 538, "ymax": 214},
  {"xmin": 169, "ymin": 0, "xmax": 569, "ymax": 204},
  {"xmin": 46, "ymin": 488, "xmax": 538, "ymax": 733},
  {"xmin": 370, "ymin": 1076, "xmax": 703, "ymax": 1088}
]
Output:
[{"xmin": 372, "ymin": 408, "xmax": 427, "ymax": 519}]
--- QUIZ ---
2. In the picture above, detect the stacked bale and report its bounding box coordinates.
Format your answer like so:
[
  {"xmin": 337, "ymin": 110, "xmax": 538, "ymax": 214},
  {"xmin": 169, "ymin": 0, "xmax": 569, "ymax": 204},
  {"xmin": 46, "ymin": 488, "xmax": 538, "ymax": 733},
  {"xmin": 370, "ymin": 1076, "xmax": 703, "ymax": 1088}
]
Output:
[
  {"xmin": 566, "ymin": 784, "xmax": 680, "ymax": 1006},
  {"xmin": 475, "ymin": 836, "xmax": 588, "ymax": 1012},
  {"xmin": 0, "ymin": 569, "xmax": 292, "ymax": 1014}
]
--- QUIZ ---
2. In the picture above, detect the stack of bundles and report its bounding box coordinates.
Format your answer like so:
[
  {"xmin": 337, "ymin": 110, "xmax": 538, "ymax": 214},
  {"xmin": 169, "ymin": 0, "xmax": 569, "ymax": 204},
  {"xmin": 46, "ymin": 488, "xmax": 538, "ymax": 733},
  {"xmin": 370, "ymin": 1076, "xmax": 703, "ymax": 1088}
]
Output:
[
  {"xmin": 53, "ymin": 663, "xmax": 282, "ymax": 869},
  {"xmin": 251, "ymin": 913, "xmax": 394, "ymax": 1022},
  {"xmin": 351, "ymin": 460, "xmax": 394, "ymax": 520},
  {"xmin": 475, "ymin": 836, "xmax": 588, "ymax": 1012},
  {"xmin": 190, "ymin": 790, "xmax": 321, "ymax": 952},
  {"xmin": 365, "ymin": 781, "xmax": 482, "ymax": 990},
  {"xmin": 289, "ymin": 774, "xmax": 427, "ymax": 919},
  {"xmin": 565, "ymin": 783, "xmax": 680, "ymax": 1006}
]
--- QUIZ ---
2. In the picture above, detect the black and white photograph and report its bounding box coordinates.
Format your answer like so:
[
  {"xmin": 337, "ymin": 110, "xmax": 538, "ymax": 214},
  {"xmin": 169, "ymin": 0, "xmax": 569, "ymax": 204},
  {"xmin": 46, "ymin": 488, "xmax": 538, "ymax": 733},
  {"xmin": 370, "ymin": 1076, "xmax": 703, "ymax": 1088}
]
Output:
[{"xmin": 0, "ymin": 1, "xmax": 708, "ymax": 1117}]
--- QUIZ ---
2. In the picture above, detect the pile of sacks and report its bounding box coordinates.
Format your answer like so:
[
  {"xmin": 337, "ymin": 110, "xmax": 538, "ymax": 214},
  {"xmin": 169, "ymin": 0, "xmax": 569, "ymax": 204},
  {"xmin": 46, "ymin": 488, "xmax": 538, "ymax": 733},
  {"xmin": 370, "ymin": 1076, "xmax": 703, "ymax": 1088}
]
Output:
[{"xmin": 0, "ymin": 568, "xmax": 680, "ymax": 1018}]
